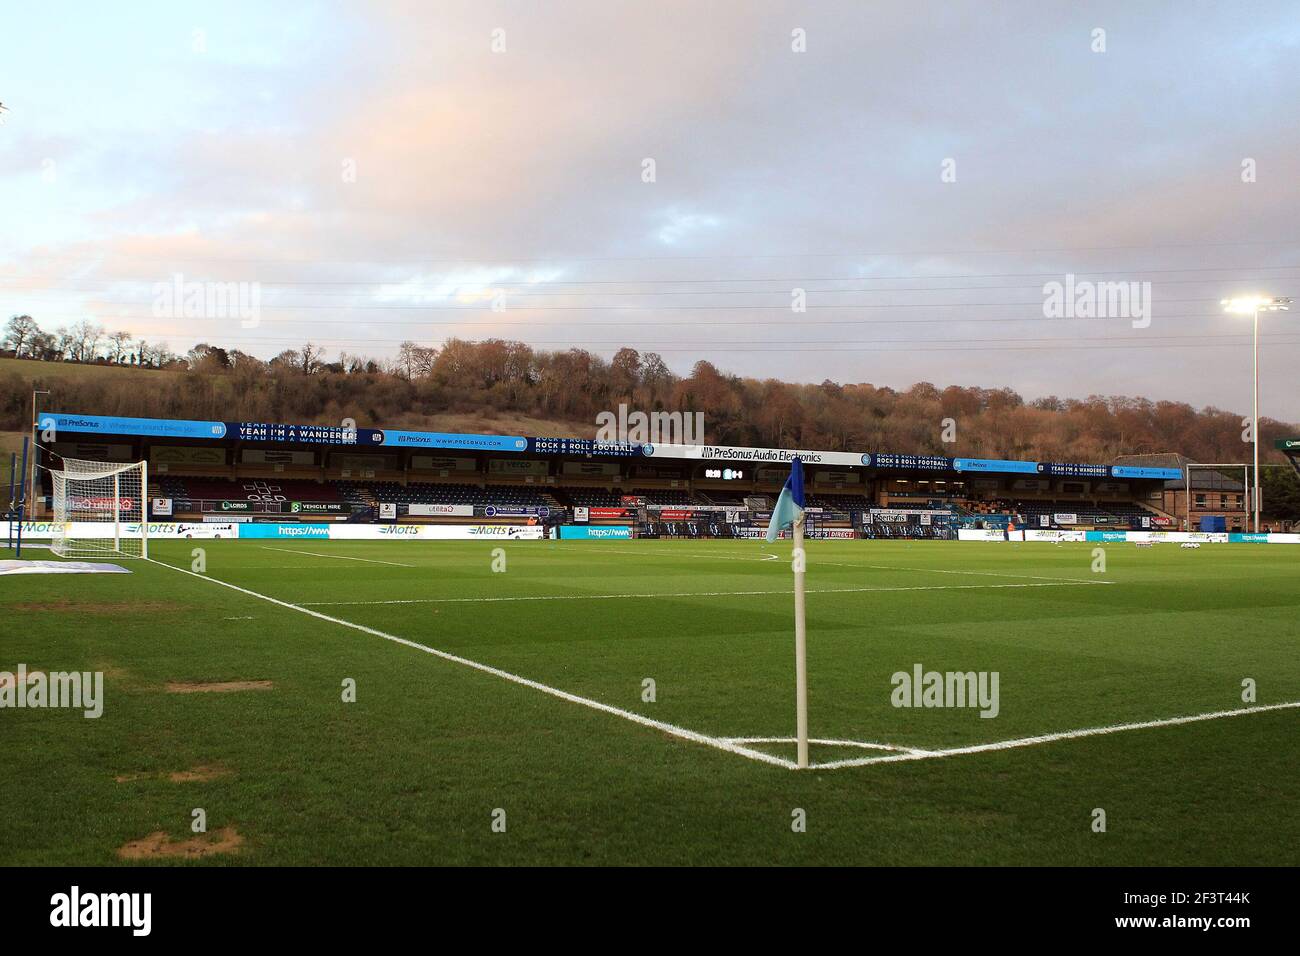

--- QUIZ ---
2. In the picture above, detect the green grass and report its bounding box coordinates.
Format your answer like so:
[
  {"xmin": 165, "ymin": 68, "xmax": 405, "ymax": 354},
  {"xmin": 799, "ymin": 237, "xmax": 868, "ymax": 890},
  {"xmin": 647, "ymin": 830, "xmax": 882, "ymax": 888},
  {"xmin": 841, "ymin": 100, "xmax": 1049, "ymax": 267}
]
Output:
[{"xmin": 2, "ymin": 538, "xmax": 1297, "ymax": 866}]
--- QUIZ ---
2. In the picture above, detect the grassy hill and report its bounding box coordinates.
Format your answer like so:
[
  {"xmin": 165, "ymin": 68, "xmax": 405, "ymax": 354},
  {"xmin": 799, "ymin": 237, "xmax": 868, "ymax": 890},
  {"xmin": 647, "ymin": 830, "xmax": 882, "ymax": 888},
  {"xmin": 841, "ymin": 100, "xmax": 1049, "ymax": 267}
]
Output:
[
  {"xmin": 1, "ymin": 431, "xmax": 26, "ymax": 495},
  {"xmin": 0, "ymin": 356, "xmax": 187, "ymax": 387},
  {"xmin": 0, "ymin": 357, "xmax": 595, "ymax": 438}
]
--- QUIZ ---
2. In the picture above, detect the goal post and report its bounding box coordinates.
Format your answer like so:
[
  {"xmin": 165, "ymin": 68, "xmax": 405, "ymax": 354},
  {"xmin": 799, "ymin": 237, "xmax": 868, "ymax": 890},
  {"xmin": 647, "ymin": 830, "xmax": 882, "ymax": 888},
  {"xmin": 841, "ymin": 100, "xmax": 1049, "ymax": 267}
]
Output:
[{"xmin": 50, "ymin": 457, "xmax": 148, "ymax": 559}]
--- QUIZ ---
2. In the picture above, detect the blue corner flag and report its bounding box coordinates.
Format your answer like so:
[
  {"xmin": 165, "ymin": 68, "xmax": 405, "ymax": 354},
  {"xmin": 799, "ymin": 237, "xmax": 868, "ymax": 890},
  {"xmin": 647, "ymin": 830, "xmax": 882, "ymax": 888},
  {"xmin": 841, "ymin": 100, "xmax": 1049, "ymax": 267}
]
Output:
[{"xmin": 765, "ymin": 457, "xmax": 805, "ymax": 543}]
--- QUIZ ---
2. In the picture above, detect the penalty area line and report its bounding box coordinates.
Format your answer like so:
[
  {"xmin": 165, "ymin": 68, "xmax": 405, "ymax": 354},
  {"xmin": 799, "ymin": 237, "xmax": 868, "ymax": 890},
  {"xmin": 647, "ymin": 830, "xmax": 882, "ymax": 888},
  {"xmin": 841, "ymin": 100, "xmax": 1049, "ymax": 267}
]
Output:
[{"xmin": 144, "ymin": 558, "xmax": 795, "ymax": 771}]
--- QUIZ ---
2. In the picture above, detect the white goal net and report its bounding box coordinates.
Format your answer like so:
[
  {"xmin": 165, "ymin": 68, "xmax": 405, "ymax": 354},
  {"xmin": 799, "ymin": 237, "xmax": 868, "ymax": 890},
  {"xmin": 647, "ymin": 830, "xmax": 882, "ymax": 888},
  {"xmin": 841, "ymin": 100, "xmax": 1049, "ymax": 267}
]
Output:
[{"xmin": 50, "ymin": 457, "xmax": 148, "ymax": 559}]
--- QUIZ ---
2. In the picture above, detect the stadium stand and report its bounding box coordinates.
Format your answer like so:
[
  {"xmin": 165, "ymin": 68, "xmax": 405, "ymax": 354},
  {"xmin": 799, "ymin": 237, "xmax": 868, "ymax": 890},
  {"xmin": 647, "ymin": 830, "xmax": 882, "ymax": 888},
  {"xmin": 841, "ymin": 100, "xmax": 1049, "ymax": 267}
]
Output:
[
  {"xmin": 164, "ymin": 476, "xmax": 344, "ymax": 503},
  {"xmin": 962, "ymin": 497, "xmax": 1154, "ymax": 528},
  {"xmin": 365, "ymin": 481, "xmax": 555, "ymax": 508},
  {"xmin": 630, "ymin": 487, "xmax": 697, "ymax": 505},
  {"xmin": 555, "ymin": 487, "xmax": 624, "ymax": 507},
  {"xmin": 804, "ymin": 492, "xmax": 872, "ymax": 512}
]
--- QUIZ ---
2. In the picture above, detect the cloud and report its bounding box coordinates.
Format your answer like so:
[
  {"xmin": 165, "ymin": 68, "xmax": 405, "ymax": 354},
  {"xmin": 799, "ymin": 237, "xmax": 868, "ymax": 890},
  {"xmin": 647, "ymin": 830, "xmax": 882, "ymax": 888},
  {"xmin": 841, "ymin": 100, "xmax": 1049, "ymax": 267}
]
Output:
[{"xmin": 2, "ymin": 0, "xmax": 1298, "ymax": 418}]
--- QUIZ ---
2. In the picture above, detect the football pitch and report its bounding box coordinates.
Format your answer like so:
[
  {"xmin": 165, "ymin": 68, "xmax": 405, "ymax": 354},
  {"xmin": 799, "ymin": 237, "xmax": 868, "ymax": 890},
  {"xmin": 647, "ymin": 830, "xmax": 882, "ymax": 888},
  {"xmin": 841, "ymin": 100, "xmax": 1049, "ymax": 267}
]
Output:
[{"xmin": 3, "ymin": 538, "xmax": 1298, "ymax": 866}]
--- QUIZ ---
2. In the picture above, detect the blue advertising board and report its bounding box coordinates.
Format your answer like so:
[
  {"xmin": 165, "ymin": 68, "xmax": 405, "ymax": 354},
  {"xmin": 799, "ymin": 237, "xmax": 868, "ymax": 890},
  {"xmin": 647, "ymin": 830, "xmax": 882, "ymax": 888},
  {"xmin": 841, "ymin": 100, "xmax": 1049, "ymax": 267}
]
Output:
[
  {"xmin": 559, "ymin": 526, "xmax": 633, "ymax": 540},
  {"xmin": 42, "ymin": 414, "xmax": 227, "ymax": 440},
  {"xmin": 953, "ymin": 458, "xmax": 1040, "ymax": 474},
  {"xmin": 384, "ymin": 430, "xmax": 527, "ymax": 451},
  {"xmin": 235, "ymin": 523, "xmax": 331, "ymax": 539},
  {"xmin": 1112, "ymin": 465, "xmax": 1182, "ymax": 480}
]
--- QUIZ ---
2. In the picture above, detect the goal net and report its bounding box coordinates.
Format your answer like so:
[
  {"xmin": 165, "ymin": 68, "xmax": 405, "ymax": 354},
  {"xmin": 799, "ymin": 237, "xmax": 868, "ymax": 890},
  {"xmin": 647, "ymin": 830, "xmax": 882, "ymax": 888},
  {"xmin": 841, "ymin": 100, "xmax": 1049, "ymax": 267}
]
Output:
[{"xmin": 50, "ymin": 457, "xmax": 148, "ymax": 559}]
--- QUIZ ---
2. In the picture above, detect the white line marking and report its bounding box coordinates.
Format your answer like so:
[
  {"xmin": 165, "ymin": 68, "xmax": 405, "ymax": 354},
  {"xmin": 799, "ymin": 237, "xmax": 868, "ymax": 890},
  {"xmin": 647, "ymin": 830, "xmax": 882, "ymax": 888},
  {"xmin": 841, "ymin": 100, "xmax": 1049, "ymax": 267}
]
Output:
[
  {"xmin": 143, "ymin": 557, "xmax": 1294, "ymax": 773},
  {"xmin": 859, "ymin": 563, "xmax": 1113, "ymax": 585},
  {"xmin": 299, "ymin": 580, "xmax": 1102, "ymax": 607},
  {"xmin": 601, "ymin": 546, "xmax": 1113, "ymax": 586},
  {"xmin": 809, "ymin": 701, "xmax": 1300, "ymax": 770},
  {"xmin": 145, "ymin": 558, "xmax": 795, "ymax": 770},
  {"xmin": 723, "ymin": 736, "xmax": 931, "ymax": 755},
  {"xmin": 260, "ymin": 547, "xmax": 414, "ymax": 568}
]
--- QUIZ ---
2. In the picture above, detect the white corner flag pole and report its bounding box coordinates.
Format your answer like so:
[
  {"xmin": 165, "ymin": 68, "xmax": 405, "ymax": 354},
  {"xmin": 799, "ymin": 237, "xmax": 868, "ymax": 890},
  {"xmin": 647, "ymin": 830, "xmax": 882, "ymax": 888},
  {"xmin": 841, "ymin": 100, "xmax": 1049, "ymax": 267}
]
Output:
[{"xmin": 793, "ymin": 513, "xmax": 809, "ymax": 769}]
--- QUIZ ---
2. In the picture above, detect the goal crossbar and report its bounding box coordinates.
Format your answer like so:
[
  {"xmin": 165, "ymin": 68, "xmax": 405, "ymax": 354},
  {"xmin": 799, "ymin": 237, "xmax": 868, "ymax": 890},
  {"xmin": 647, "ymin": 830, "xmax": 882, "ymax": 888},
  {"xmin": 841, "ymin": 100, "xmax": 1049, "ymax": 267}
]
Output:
[{"xmin": 49, "ymin": 457, "xmax": 149, "ymax": 559}]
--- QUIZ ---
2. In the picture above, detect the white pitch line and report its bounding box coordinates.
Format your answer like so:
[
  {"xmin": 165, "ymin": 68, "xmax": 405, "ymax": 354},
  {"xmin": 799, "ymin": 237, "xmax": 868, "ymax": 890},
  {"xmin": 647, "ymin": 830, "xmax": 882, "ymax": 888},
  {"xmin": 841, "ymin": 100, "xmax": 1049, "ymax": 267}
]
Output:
[
  {"xmin": 859, "ymin": 563, "xmax": 1114, "ymax": 586},
  {"xmin": 723, "ymin": 736, "xmax": 931, "ymax": 755},
  {"xmin": 144, "ymin": 558, "xmax": 795, "ymax": 770},
  {"xmin": 260, "ymin": 546, "xmax": 414, "ymax": 568},
  {"xmin": 299, "ymin": 580, "xmax": 1102, "ymax": 607},
  {"xmin": 808, "ymin": 701, "xmax": 1300, "ymax": 770},
  {"xmin": 602, "ymin": 546, "xmax": 1113, "ymax": 586}
]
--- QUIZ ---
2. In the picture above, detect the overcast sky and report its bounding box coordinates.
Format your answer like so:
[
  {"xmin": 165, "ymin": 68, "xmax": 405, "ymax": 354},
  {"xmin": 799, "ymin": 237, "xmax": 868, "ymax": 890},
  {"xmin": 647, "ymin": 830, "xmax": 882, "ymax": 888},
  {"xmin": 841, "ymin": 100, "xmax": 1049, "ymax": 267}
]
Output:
[{"xmin": 3, "ymin": 1, "xmax": 1298, "ymax": 421}]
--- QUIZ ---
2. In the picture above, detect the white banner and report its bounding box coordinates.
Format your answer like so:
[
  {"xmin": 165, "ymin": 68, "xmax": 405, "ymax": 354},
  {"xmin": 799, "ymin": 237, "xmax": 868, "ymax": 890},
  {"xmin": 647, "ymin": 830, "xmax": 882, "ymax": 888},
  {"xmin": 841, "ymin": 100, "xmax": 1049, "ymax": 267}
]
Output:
[
  {"xmin": 327, "ymin": 524, "xmax": 545, "ymax": 540},
  {"xmin": 1053, "ymin": 513, "xmax": 1079, "ymax": 525},
  {"xmin": 152, "ymin": 498, "xmax": 173, "ymax": 516},
  {"xmin": 645, "ymin": 443, "xmax": 869, "ymax": 467},
  {"xmin": 16, "ymin": 521, "xmax": 238, "ymax": 539},
  {"xmin": 408, "ymin": 503, "xmax": 474, "ymax": 517},
  {"xmin": 573, "ymin": 507, "xmax": 590, "ymax": 523},
  {"xmin": 1024, "ymin": 529, "xmax": 1087, "ymax": 542},
  {"xmin": 379, "ymin": 503, "xmax": 397, "ymax": 519}
]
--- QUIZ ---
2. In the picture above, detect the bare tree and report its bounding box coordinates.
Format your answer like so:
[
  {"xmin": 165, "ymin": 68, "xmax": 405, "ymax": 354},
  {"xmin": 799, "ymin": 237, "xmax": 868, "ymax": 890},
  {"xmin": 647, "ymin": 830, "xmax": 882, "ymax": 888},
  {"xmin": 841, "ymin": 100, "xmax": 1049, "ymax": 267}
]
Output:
[
  {"xmin": 299, "ymin": 341, "xmax": 324, "ymax": 375},
  {"xmin": 29, "ymin": 330, "xmax": 58, "ymax": 360},
  {"xmin": 3, "ymin": 314, "xmax": 40, "ymax": 357},
  {"xmin": 68, "ymin": 320, "xmax": 103, "ymax": 362},
  {"xmin": 108, "ymin": 330, "xmax": 133, "ymax": 363},
  {"xmin": 54, "ymin": 327, "xmax": 74, "ymax": 360}
]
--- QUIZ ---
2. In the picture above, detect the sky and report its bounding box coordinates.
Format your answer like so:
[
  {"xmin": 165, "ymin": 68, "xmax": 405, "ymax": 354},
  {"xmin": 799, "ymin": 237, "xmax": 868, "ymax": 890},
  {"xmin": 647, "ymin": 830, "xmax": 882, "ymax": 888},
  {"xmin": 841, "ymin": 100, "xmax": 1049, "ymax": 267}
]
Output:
[{"xmin": 2, "ymin": 0, "xmax": 1298, "ymax": 421}]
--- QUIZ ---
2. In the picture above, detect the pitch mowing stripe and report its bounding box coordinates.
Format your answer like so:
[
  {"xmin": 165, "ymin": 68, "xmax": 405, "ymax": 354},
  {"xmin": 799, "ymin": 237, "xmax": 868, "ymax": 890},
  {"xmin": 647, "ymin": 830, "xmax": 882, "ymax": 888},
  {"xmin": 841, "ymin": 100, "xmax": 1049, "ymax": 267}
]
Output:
[
  {"xmin": 808, "ymin": 701, "xmax": 1300, "ymax": 770},
  {"xmin": 299, "ymin": 580, "xmax": 1106, "ymax": 606},
  {"xmin": 260, "ymin": 546, "xmax": 416, "ymax": 568},
  {"xmin": 601, "ymin": 546, "xmax": 1116, "ymax": 585},
  {"xmin": 145, "ymin": 558, "xmax": 797, "ymax": 770}
]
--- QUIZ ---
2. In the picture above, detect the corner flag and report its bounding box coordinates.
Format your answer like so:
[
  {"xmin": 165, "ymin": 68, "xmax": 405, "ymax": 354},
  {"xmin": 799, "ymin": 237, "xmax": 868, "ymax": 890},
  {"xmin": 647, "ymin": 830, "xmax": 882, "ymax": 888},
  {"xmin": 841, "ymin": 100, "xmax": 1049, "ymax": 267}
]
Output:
[
  {"xmin": 765, "ymin": 457, "xmax": 811, "ymax": 768},
  {"xmin": 765, "ymin": 457, "xmax": 805, "ymax": 543}
]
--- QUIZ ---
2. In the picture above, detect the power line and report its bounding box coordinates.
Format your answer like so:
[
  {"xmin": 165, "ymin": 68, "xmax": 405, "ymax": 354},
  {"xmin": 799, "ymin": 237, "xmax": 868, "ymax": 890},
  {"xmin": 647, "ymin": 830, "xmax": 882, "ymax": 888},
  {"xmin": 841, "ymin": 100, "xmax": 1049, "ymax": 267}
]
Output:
[
  {"xmin": 8, "ymin": 237, "xmax": 1300, "ymax": 266},
  {"xmin": 0, "ymin": 297, "xmax": 1268, "ymax": 313},
  {"xmin": 6, "ymin": 263, "xmax": 1300, "ymax": 289},
  {"xmin": 0, "ymin": 311, "xmax": 1255, "ymax": 328},
  {"xmin": 8, "ymin": 274, "xmax": 1299, "ymax": 299},
  {"xmin": 46, "ymin": 333, "xmax": 1300, "ymax": 351}
]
